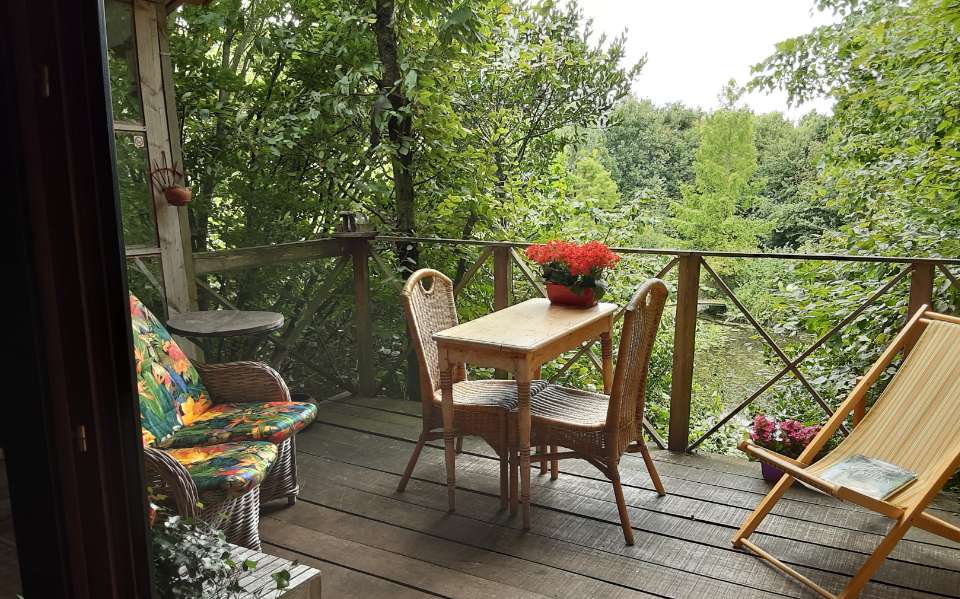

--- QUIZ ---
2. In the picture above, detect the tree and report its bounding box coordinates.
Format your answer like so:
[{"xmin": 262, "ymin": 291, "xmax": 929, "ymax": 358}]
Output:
[
  {"xmin": 671, "ymin": 108, "xmax": 767, "ymax": 252},
  {"xmin": 752, "ymin": 0, "xmax": 960, "ymax": 259},
  {"xmin": 602, "ymin": 99, "xmax": 701, "ymax": 203},
  {"xmin": 753, "ymin": 111, "xmax": 837, "ymax": 248}
]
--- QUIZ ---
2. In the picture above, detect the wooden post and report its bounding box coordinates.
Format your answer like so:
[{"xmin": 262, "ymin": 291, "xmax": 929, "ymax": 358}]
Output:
[
  {"xmin": 133, "ymin": 0, "xmax": 191, "ymax": 315},
  {"xmin": 344, "ymin": 233, "xmax": 377, "ymax": 397},
  {"xmin": 906, "ymin": 261, "xmax": 935, "ymax": 354},
  {"xmin": 493, "ymin": 245, "xmax": 513, "ymax": 379},
  {"xmin": 669, "ymin": 254, "xmax": 700, "ymax": 452},
  {"xmin": 493, "ymin": 245, "xmax": 513, "ymax": 311}
]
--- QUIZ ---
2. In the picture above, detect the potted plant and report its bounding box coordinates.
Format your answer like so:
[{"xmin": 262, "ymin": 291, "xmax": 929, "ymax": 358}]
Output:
[
  {"xmin": 150, "ymin": 506, "xmax": 290, "ymax": 598},
  {"xmin": 525, "ymin": 240, "xmax": 620, "ymax": 307},
  {"xmin": 747, "ymin": 414, "xmax": 821, "ymax": 482}
]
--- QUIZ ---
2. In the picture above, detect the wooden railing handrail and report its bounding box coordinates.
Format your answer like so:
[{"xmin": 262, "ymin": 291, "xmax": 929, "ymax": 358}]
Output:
[
  {"xmin": 188, "ymin": 233, "xmax": 960, "ymax": 452},
  {"xmin": 378, "ymin": 235, "xmax": 960, "ymax": 265}
]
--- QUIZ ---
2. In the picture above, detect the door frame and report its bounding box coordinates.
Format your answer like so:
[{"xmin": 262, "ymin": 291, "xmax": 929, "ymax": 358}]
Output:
[{"xmin": 2, "ymin": 0, "xmax": 154, "ymax": 596}]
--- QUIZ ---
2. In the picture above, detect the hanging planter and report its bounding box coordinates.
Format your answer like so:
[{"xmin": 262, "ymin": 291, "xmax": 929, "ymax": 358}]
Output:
[{"xmin": 150, "ymin": 151, "xmax": 191, "ymax": 207}]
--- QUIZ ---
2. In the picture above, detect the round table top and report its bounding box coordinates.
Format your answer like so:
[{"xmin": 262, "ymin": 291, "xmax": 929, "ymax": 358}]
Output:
[{"xmin": 166, "ymin": 310, "xmax": 284, "ymax": 338}]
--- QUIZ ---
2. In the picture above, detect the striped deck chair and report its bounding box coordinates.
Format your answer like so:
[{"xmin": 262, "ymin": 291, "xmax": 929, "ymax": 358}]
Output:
[{"xmin": 733, "ymin": 305, "xmax": 960, "ymax": 599}]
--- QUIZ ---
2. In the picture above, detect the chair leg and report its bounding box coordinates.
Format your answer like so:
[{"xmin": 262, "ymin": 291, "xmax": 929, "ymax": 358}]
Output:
[
  {"xmin": 636, "ymin": 442, "xmax": 665, "ymax": 496},
  {"xmin": 397, "ymin": 433, "xmax": 427, "ymax": 493},
  {"xmin": 839, "ymin": 517, "xmax": 914, "ymax": 598},
  {"xmin": 499, "ymin": 414, "xmax": 508, "ymax": 510},
  {"xmin": 456, "ymin": 435, "xmax": 463, "ymax": 454},
  {"xmin": 538, "ymin": 445, "xmax": 547, "ymax": 474},
  {"xmin": 550, "ymin": 445, "xmax": 558, "ymax": 481},
  {"xmin": 509, "ymin": 449, "xmax": 519, "ymax": 515},
  {"xmin": 611, "ymin": 468, "xmax": 634, "ymax": 545}
]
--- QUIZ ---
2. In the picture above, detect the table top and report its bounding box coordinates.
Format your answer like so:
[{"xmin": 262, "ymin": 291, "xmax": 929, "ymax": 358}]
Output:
[
  {"xmin": 433, "ymin": 298, "xmax": 616, "ymax": 353},
  {"xmin": 166, "ymin": 310, "xmax": 284, "ymax": 338}
]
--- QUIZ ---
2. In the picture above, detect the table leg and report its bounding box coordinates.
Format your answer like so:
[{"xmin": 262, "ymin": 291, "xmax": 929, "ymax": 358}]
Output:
[
  {"xmin": 516, "ymin": 371, "xmax": 532, "ymax": 530},
  {"xmin": 600, "ymin": 331, "xmax": 614, "ymax": 394},
  {"xmin": 439, "ymin": 353, "xmax": 456, "ymax": 512},
  {"xmin": 509, "ymin": 447, "xmax": 518, "ymax": 515}
]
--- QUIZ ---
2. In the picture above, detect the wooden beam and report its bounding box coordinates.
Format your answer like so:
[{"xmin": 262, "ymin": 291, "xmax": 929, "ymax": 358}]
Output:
[
  {"xmin": 907, "ymin": 262, "xmax": 935, "ymax": 355},
  {"xmin": 492, "ymin": 246, "xmax": 513, "ymax": 311},
  {"xmin": 347, "ymin": 236, "xmax": 376, "ymax": 397},
  {"xmin": 134, "ymin": 0, "xmax": 191, "ymax": 314},
  {"xmin": 193, "ymin": 238, "xmax": 345, "ymax": 274},
  {"xmin": 669, "ymin": 255, "xmax": 699, "ymax": 452},
  {"xmin": 156, "ymin": 4, "xmax": 198, "ymax": 310},
  {"xmin": 492, "ymin": 246, "xmax": 513, "ymax": 379}
]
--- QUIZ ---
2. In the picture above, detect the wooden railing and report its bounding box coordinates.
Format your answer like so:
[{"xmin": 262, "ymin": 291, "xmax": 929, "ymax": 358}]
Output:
[{"xmin": 175, "ymin": 233, "xmax": 960, "ymax": 453}]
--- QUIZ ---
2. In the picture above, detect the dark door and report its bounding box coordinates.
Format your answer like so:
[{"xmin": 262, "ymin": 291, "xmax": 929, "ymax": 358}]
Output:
[{"xmin": 2, "ymin": 0, "xmax": 153, "ymax": 596}]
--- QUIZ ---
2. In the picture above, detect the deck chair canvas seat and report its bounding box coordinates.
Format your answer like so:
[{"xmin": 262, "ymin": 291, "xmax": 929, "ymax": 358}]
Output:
[{"xmin": 734, "ymin": 306, "xmax": 960, "ymax": 599}]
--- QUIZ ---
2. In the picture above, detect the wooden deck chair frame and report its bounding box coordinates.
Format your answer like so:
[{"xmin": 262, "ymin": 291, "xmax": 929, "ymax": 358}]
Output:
[{"xmin": 733, "ymin": 305, "xmax": 960, "ymax": 599}]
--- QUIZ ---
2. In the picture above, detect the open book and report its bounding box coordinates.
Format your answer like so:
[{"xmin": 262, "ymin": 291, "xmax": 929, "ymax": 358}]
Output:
[{"xmin": 819, "ymin": 454, "xmax": 918, "ymax": 500}]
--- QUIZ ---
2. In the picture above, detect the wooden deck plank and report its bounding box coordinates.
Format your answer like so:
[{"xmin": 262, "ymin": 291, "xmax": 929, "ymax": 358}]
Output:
[
  {"xmin": 292, "ymin": 427, "xmax": 949, "ymax": 597},
  {"xmin": 341, "ymin": 396, "xmax": 960, "ymax": 519},
  {"xmin": 263, "ymin": 543, "xmax": 436, "ymax": 599},
  {"xmin": 262, "ymin": 516, "xmax": 556, "ymax": 599},
  {"xmin": 317, "ymin": 399, "xmax": 960, "ymax": 556},
  {"xmin": 287, "ymin": 457, "xmax": 790, "ymax": 599}
]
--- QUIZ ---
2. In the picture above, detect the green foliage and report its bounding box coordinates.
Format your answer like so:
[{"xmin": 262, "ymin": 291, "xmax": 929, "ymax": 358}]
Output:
[
  {"xmin": 150, "ymin": 513, "xmax": 289, "ymax": 599},
  {"xmin": 601, "ymin": 99, "xmax": 702, "ymax": 202},
  {"xmin": 671, "ymin": 109, "xmax": 769, "ymax": 254}
]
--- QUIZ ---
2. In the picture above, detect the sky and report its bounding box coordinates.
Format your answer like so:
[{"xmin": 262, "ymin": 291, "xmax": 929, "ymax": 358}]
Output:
[{"xmin": 578, "ymin": 0, "xmax": 838, "ymax": 119}]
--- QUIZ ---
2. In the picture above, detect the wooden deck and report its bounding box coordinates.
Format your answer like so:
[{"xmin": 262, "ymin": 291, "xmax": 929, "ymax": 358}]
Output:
[{"xmin": 260, "ymin": 396, "xmax": 960, "ymax": 599}]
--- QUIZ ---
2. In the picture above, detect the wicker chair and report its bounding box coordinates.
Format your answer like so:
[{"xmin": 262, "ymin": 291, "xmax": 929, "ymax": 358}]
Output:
[
  {"xmin": 130, "ymin": 294, "xmax": 315, "ymax": 549},
  {"xmin": 143, "ymin": 443, "xmax": 272, "ymax": 550},
  {"xmin": 528, "ymin": 279, "xmax": 668, "ymax": 544},
  {"xmin": 192, "ymin": 360, "xmax": 302, "ymax": 505},
  {"xmin": 397, "ymin": 269, "xmax": 546, "ymax": 507}
]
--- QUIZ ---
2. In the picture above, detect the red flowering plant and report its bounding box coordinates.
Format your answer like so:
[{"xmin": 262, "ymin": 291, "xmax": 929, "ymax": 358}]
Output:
[
  {"xmin": 747, "ymin": 414, "xmax": 821, "ymax": 459},
  {"xmin": 525, "ymin": 240, "xmax": 620, "ymax": 299}
]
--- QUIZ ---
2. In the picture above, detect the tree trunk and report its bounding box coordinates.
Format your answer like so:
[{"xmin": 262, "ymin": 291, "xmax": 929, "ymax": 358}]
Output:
[{"xmin": 373, "ymin": 0, "xmax": 420, "ymax": 400}]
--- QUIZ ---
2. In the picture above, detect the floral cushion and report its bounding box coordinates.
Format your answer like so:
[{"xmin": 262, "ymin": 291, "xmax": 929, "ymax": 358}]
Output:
[
  {"xmin": 168, "ymin": 401, "xmax": 317, "ymax": 448},
  {"xmin": 165, "ymin": 441, "xmax": 277, "ymax": 498},
  {"xmin": 130, "ymin": 294, "xmax": 212, "ymax": 447}
]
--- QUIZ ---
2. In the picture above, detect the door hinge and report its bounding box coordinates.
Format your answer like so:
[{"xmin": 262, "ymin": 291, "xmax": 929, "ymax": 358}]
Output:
[{"xmin": 75, "ymin": 425, "xmax": 88, "ymax": 453}]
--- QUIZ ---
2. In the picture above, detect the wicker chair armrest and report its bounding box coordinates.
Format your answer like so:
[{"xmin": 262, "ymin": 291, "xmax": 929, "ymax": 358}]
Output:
[
  {"xmin": 143, "ymin": 446, "xmax": 199, "ymax": 520},
  {"xmin": 196, "ymin": 361, "xmax": 291, "ymax": 405}
]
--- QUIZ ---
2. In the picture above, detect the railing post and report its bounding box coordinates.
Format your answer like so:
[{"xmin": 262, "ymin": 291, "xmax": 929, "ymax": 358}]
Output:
[
  {"xmin": 493, "ymin": 245, "xmax": 513, "ymax": 311},
  {"xmin": 906, "ymin": 261, "xmax": 934, "ymax": 354},
  {"xmin": 342, "ymin": 232, "xmax": 377, "ymax": 397},
  {"xmin": 669, "ymin": 254, "xmax": 700, "ymax": 452},
  {"xmin": 493, "ymin": 245, "xmax": 513, "ymax": 379}
]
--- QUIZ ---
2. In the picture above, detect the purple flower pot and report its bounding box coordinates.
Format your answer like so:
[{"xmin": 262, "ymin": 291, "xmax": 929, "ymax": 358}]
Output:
[{"xmin": 761, "ymin": 462, "xmax": 785, "ymax": 483}]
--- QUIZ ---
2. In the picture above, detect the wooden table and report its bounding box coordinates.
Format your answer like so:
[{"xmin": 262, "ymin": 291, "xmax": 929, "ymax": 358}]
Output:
[
  {"xmin": 231, "ymin": 543, "xmax": 321, "ymax": 598},
  {"xmin": 166, "ymin": 310, "xmax": 284, "ymax": 338},
  {"xmin": 433, "ymin": 298, "xmax": 617, "ymax": 528}
]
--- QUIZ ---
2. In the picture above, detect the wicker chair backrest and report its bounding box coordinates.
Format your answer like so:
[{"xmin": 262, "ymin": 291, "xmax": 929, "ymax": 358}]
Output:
[
  {"xmin": 402, "ymin": 269, "xmax": 466, "ymax": 406},
  {"xmin": 607, "ymin": 279, "xmax": 668, "ymax": 454}
]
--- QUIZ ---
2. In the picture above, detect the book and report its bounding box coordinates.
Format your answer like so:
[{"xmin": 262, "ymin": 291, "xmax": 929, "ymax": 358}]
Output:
[{"xmin": 819, "ymin": 454, "xmax": 917, "ymax": 500}]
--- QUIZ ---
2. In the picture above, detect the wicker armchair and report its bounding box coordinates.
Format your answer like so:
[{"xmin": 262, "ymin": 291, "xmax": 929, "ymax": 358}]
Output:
[
  {"xmin": 528, "ymin": 279, "xmax": 668, "ymax": 544},
  {"xmin": 130, "ymin": 294, "xmax": 316, "ymax": 549},
  {"xmin": 194, "ymin": 361, "xmax": 301, "ymax": 505},
  {"xmin": 397, "ymin": 269, "xmax": 546, "ymax": 507},
  {"xmin": 143, "ymin": 443, "xmax": 273, "ymax": 549}
]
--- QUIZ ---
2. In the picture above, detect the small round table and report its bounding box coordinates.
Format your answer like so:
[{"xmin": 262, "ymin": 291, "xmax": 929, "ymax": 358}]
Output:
[{"xmin": 166, "ymin": 310, "xmax": 284, "ymax": 338}]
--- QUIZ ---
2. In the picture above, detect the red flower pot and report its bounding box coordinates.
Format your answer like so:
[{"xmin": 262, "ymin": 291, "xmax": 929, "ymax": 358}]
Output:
[{"xmin": 546, "ymin": 283, "xmax": 597, "ymax": 307}]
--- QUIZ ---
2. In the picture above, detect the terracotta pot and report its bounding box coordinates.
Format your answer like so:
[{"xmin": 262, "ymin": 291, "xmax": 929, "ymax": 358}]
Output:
[
  {"xmin": 546, "ymin": 283, "xmax": 597, "ymax": 307},
  {"xmin": 761, "ymin": 461, "xmax": 785, "ymax": 483},
  {"xmin": 163, "ymin": 185, "xmax": 192, "ymax": 206}
]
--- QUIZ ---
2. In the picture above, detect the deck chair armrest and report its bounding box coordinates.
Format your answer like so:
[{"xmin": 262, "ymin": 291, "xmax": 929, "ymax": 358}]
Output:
[
  {"xmin": 196, "ymin": 361, "xmax": 291, "ymax": 404},
  {"xmin": 739, "ymin": 441, "xmax": 841, "ymax": 495}
]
